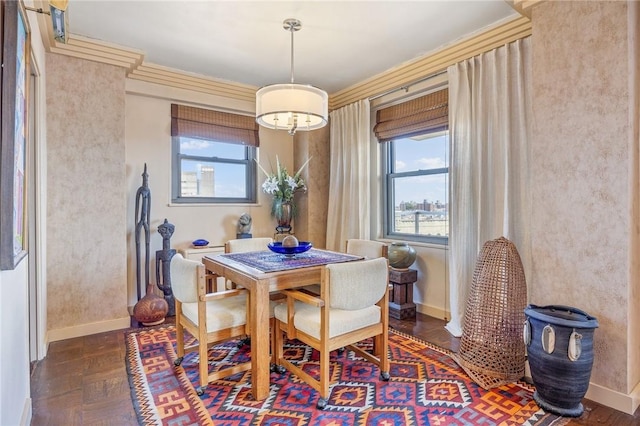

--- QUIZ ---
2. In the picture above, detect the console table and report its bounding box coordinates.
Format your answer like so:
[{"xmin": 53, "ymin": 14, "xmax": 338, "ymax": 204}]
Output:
[{"xmin": 388, "ymin": 268, "xmax": 417, "ymax": 319}]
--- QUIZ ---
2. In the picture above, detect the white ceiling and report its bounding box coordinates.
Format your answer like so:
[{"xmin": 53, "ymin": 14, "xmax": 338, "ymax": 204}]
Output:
[{"xmin": 66, "ymin": 1, "xmax": 518, "ymax": 94}]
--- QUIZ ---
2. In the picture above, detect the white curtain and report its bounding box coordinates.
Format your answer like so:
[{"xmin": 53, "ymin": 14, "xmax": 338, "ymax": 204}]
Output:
[
  {"xmin": 446, "ymin": 37, "xmax": 532, "ymax": 337},
  {"xmin": 326, "ymin": 99, "xmax": 371, "ymax": 251}
]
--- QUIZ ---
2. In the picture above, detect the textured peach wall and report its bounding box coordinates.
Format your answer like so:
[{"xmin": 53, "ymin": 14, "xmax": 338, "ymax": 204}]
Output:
[
  {"xmin": 629, "ymin": 0, "xmax": 640, "ymax": 396},
  {"xmin": 295, "ymin": 126, "xmax": 330, "ymax": 248},
  {"xmin": 124, "ymin": 91, "xmax": 294, "ymax": 307},
  {"xmin": 530, "ymin": 2, "xmax": 631, "ymax": 393},
  {"xmin": 46, "ymin": 54, "xmax": 129, "ymax": 330}
]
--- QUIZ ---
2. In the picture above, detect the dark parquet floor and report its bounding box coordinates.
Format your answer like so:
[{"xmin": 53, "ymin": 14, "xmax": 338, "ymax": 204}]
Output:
[{"xmin": 30, "ymin": 313, "xmax": 639, "ymax": 425}]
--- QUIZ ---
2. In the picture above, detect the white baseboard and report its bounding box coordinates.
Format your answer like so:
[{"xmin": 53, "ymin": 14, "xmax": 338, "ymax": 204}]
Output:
[
  {"xmin": 47, "ymin": 316, "xmax": 131, "ymax": 342},
  {"xmin": 585, "ymin": 380, "xmax": 640, "ymax": 415},
  {"xmin": 415, "ymin": 300, "xmax": 449, "ymax": 321},
  {"xmin": 20, "ymin": 398, "xmax": 31, "ymax": 426}
]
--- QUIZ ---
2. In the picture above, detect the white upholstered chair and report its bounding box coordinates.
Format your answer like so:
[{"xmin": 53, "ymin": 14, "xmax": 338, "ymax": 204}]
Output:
[
  {"xmin": 224, "ymin": 237, "xmax": 273, "ymax": 289},
  {"xmin": 345, "ymin": 238, "xmax": 388, "ymax": 259},
  {"xmin": 273, "ymin": 257, "xmax": 391, "ymax": 409},
  {"xmin": 171, "ymin": 253, "xmax": 276, "ymax": 395},
  {"xmin": 304, "ymin": 239, "xmax": 387, "ymax": 295},
  {"xmin": 225, "ymin": 237, "xmax": 274, "ymax": 253}
]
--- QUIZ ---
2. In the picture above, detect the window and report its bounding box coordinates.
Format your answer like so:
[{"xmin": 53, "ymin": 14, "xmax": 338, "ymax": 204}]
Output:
[
  {"xmin": 383, "ymin": 131, "xmax": 449, "ymax": 243},
  {"xmin": 374, "ymin": 88, "xmax": 449, "ymax": 244},
  {"xmin": 170, "ymin": 104, "xmax": 259, "ymax": 204},
  {"xmin": 172, "ymin": 137, "xmax": 256, "ymax": 203}
]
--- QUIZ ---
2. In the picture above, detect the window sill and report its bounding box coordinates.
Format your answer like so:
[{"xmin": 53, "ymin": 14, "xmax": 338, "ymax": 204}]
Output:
[
  {"xmin": 167, "ymin": 202, "xmax": 263, "ymax": 208},
  {"xmin": 379, "ymin": 238, "xmax": 449, "ymax": 251}
]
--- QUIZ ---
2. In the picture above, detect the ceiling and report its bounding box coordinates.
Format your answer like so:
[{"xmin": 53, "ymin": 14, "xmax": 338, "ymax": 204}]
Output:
[{"xmin": 65, "ymin": 1, "xmax": 518, "ymax": 95}]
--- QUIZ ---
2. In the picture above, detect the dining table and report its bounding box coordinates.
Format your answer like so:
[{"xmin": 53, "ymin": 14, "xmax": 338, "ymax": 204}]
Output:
[{"xmin": 202, "ymin": 247, "xmax": 363, "ymax": 401}]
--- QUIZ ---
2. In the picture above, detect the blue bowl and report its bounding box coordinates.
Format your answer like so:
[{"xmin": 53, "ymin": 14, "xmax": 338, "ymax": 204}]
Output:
[
  {"xmin": 192, "ymin": 239, "xmax": 209, "ymax": 247},
  {"xmin": 267, "ymin": 241, "xmax": 312, "ymax": 256}
]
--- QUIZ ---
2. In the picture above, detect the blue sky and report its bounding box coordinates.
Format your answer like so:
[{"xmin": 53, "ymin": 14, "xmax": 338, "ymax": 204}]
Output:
[
  {"xmin": 180, "ymin": 138, "xmax": 247, "ymax": 197},
  {"xmin": 393, "ymin": 133, "xmax": 449, "ymax": 206},
  {"xmin": 180, "ymin": 133, "xmax": 449, "ymax": 203}
]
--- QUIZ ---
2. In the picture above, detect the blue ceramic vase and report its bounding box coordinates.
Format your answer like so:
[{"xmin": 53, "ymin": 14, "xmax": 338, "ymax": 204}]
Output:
[{"xmin": 524, "ymin": 305, "xmax": 598, "ymax": 417}]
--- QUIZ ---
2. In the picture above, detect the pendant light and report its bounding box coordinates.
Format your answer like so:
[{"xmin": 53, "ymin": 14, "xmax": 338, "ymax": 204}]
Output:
[{"xmin": 255, "ymin": 18, "xmax": 328, "ymax": 136}]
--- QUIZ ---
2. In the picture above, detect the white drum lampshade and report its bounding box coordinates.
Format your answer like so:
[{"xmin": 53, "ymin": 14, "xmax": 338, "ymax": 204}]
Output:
[
  {"xmin": 255, "ymin": 18, "xmax": 328, "ymax": 136},
  {"xmin": 256, "ymin": 83, "xmax": 328, "ymax": 133}
]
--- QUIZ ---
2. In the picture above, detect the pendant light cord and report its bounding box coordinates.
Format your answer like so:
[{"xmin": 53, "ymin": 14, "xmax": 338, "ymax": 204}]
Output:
[
  {"xmin": 290, "ymin": 26, "xmax": 295, "ymax": 84},
  {"xmin": 283, "ymin": 18, "xmax": 301, "ymax": 84}
]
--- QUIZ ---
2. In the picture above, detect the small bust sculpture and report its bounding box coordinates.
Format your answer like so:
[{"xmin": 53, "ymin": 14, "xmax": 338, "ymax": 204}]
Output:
[{"xmin": 237, "ymin": 213, "xmax": 252, "ymax": 238}]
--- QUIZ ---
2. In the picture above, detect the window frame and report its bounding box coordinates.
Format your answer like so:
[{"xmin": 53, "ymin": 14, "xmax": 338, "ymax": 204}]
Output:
[
  {"xmin": 170, "ymin": 136, "xmax": 257, "ymax": 204},
  {"xmin": 381, "ymin": 129, "xmax": 449, "ymax": 245}
]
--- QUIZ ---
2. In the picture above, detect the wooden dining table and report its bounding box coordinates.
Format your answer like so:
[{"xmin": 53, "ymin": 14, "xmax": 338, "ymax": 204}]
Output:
[{"xmin": 202, "ymin": 248, "xmax": 362, "ymax": 401}]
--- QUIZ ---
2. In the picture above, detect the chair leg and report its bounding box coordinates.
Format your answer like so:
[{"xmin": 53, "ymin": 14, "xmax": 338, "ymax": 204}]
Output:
[
  {"xmin": 273, "ymin": 319, "xmax": 287, "ymax": 374},
  {"xmin": 375, "ymin": 331, "xmax": 390, "ymax": 381},
  {"xmin": 269, "ymin": 317, "xmax": 276, "ymax": 366},
  {"xmin": 196, "ymin": 326, "xmax": 209, "ymax": 396},
  {"xmin": 316, "ymin": 398, "xmax": 328, "ymax": 410},
  {"xmin": 174, "ymin": 308, "xmax": 185, "ymax": 366},
  {"xmin": 237, "ymin": 290, "xmax": 252, "ymax": 348},
  {"xmin": 236, "ymin": 336, "xmax": 251, "ymax": 348},
  {"xmin": 317, "ymin": 340, "xmax": 331, "ymax": 410}
]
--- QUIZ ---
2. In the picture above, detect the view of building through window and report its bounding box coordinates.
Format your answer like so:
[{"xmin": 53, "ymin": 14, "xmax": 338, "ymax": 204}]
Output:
[
  {"xmin": 173, "ymin": 137, "xmax": 256, "ymax": 203},
  {"xmin": 181, "ymin": 162, "xmax": 216, "ymax": 197},
  {"xmin": 387, "ymin": 131, "xmax": 449, "ymax": 241}
]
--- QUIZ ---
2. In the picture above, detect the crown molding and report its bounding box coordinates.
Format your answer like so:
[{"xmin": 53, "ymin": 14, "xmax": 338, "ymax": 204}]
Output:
[
  {"xmin": 32, "ymin": 7, "xmax": 531, "ymax": 109},
  {"xmin": 329, "ymin": 14, "xmax": 532, "ymax": 110},
  {"xmin": 30, "ymin": 0, "xmax": 257, "ymax": 104},
  {"xmin": 127, "ymin": 63, "xmax": 257, "ymax": 104},
  {"xmin": 41, "ymin": 33, "xmax": 257, "ymax": 103},
  {"xmin": 512, "ymin": 0, "xmax": 546, "ymax": 17},
  {"xmin": 49, "ymin": 34, "xmax": 145, "ymax": 71},
  {"xmin": 30, "ymin": 1, "xmax": 143, "ymax": 71}
]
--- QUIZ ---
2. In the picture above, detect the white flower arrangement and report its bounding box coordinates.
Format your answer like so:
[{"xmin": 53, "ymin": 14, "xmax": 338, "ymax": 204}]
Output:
[{"xmin": 257, "ymin": 156, "xmax": 311, "ymax": 216}]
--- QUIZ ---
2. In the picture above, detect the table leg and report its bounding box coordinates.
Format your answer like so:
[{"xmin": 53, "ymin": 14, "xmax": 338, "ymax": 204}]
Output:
[{"xmin": 250, "ymin": 282, "xmax": 270, "ymax": 401}]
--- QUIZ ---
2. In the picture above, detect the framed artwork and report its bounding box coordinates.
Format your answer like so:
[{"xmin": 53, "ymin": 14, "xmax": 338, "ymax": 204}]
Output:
[{"xmin": 1, "ymin": 0, "xmax": 30, "ymax": 270}]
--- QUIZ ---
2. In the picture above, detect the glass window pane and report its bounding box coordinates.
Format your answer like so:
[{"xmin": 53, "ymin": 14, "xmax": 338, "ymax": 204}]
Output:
[
  {"xmin": 392, "ymin": 174, "xmax": 448, "ymax": 237},
  {"xmin": 381, "ymin": 99, "xmax": 449, "ymax": 243},
  {"xmin": 214, "ymin": 163, "xmax": 247, "ymax": 198},
  {"xmin": 393, "ymin": 132, "xmax": 448, "ymax": 172},
  {"xmin": 180, "ymin": 137, "xmax": 245, "ymax": 160},
  {"xmin": 180, "ymin": 160, "xmax": 247, "ymax": 198}
]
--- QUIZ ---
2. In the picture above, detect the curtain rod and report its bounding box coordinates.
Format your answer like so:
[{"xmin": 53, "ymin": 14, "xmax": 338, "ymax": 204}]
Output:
[{"xmin": 369, "ymin": 69, "xmax": 447, "ymax": 101}]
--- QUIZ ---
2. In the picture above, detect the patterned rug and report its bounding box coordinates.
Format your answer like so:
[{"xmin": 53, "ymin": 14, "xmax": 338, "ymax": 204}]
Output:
[{"xmin": 125, "ymin": 325, "xmax": 568, "ymax": 425}]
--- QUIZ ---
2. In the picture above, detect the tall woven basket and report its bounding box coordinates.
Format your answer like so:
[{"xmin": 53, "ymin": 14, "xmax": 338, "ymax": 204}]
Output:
[{"xmin": 454, "ymin": 237, "xmax": 527, "ymax": 389}]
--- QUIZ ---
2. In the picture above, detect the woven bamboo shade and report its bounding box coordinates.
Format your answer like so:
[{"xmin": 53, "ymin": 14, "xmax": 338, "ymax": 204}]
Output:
[
  {"xmin": 373, "ymin": 88, "xmax": 448, "ymax": 142},
  {"xmin": 171, "ymin": 104, "xmax": 260, "ymax": 147},
  {"xmin": 454, "ymin": 237, "xmax": 527, "ymax": 389}
]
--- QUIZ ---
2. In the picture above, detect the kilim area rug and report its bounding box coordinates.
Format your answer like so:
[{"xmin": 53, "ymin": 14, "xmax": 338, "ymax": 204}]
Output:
[{"xmin": 125, "ymin": 325, "xmax": 569, "ymax": 425}]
